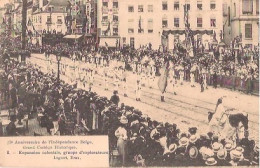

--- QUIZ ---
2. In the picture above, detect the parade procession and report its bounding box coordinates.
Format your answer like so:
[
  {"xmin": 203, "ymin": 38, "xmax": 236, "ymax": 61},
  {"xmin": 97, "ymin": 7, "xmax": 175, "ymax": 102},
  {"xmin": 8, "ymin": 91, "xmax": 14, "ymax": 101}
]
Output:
[{"xmin": 0, "ymin": 0, "xmax": 259, "ymax": 167}]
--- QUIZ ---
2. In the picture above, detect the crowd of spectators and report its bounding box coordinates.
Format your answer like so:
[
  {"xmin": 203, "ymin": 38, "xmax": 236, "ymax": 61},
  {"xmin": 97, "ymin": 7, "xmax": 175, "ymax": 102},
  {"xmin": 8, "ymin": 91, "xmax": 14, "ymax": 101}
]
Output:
[{"xmin": 0, "ymin": 45, "xmax": 259, "ymax": 167}]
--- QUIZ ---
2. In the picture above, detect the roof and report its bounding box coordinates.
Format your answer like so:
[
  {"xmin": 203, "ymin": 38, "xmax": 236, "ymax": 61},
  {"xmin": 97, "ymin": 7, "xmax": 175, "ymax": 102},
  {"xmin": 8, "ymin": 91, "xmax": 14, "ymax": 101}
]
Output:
[
  {"xmin": 49, "ymin": 0, "xmax": 68, "ymax": 6},
  {"xmin": 41, "ymin": 0, "xmax": 68, "ymax": 13},
  {"xmin": 63, "ymin": 34, "xmax": 83, "ymax": 39}
]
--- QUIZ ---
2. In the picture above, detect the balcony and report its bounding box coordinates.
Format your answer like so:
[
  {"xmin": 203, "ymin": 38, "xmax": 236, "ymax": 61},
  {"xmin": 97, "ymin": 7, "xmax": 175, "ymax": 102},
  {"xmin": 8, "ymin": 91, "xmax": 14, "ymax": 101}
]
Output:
[
  {"xmin": 101, "ymin": 20, "xmax": 109, "ymax": 26},
  {"xmin": 113, "ymin": 20, "xmax": 119, "ymax": 25},
  {"xmin": 46, "ymin": 21, "xmax": 52, "ymax": 25},
  {"xmin": 102, "ymin": 7, "xmax": 108, "ymax": 14},
  {"xmin": 113, "ymin": 8, "xmax": 118, "ymax": 14},
  {"xmin": 57, "ymin": 20, "xmax": 63, "ymax": 24}
]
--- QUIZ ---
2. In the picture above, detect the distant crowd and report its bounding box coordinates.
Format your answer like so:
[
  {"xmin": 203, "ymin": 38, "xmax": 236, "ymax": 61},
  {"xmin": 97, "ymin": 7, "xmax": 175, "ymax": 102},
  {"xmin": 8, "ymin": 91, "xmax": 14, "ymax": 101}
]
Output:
[{"xmin": 0, "ymin": 41, "xmax": 259, "ymax": 167}]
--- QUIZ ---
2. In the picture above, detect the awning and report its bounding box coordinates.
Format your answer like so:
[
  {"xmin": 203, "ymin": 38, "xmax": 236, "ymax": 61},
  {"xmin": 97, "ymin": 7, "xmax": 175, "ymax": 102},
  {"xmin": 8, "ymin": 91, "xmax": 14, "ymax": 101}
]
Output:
[
  {"xmin": 99, "ymin": 37, "xmax": 119, "ymax": 47},
  {"xmin": 63, "ymin": 34, "xmax": 83, "ymax": 39}
]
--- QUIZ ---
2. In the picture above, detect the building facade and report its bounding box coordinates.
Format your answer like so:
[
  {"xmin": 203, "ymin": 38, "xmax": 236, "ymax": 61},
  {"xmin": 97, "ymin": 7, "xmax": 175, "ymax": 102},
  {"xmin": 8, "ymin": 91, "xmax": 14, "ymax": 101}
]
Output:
[
  {"xmin": 97, "ymin": 0, "xmax": 224, "ymax": 50},
  {"xmin": 224, "ymin": 0, "xmax": 259, "ymax": 47}
]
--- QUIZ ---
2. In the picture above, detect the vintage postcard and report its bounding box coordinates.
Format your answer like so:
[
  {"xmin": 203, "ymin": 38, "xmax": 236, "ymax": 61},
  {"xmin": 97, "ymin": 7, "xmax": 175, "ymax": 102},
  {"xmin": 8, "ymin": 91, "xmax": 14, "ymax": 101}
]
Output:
[{"xmin": 0, "ymin": 0, "xmax": 259, "ymax": 167}]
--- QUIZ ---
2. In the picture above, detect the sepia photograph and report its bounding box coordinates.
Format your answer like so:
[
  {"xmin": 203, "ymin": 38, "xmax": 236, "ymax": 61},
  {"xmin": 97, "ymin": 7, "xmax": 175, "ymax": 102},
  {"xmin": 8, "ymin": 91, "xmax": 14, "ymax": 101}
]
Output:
[{"xmin": 0, "ymin": 0, "xmax": 259, "ymax": 167}]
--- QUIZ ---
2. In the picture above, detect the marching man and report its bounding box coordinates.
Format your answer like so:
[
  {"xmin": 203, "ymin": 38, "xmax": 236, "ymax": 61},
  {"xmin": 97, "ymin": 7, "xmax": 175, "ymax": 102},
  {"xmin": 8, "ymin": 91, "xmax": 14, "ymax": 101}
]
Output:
[
  {"xmin": 179, "ymin": 70, "xmax": 184, "ymax": 85},
  {"xmin": 88, "ymin": 70, "xmax": 94, "ymax": 92},
  {"xmin": 103, "ymin": 65, "xmax": 109, "ymax": 91},
  {"xmin": 136, "ymin": 76, "xmax": 142, "ymax": 101},
  {"xmin": 122, "ymin": 69, "xmax": 128, "ymax": 97}
]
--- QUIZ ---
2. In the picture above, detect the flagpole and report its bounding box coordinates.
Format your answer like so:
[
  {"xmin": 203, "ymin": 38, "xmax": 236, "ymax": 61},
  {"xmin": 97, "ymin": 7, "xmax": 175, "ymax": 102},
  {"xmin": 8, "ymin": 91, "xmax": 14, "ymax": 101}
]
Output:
[{"xmin": 22, "ymin": 0, "xmax": 28, "ymax": 49}]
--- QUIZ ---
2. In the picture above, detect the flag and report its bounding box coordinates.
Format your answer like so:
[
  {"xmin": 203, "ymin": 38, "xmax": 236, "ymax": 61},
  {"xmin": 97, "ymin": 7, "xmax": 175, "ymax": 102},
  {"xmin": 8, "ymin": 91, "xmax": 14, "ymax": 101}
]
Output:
[
  {"xmin": 138, "ymin": 16, "xmax": 142, "ymax": 32},
  {"xmin": 158, "ymin": 63, "xmax": 169, "ymax": 93},
  {"xmin": 105, "ymin": 21, "xmax": 110, "ymax": 34}
]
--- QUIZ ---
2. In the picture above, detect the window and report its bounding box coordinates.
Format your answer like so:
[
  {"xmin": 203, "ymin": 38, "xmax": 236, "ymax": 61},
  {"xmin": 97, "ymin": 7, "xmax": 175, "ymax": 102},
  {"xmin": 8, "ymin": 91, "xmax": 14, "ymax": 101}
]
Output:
[
  {"xmin": 138, "ymin": 5, "xmax": 144, "ymax": 12},
  {"xmin": 174, "ymin": 18, "xmax": 179, "ymax": 27},
  {"xmin": 148, "ymin": 19, "xmax": 153, "ymax": 33},
  {"xmin": 148, "ymin": 5, "xmax": 153, "ymax": 12},
  {"xmin": 174, "ymin": 1, "xmax": 179, "ymax": 10},
  {"xmin": 242, "ymin": 0, "xmax": 253, "ymax": 14},
  {"xmin": 113, "ymin": 15, "xmax": 118, "ymax": 22},
  {"xmin": 138, "ymin": 18, "xmax": 144, "ymax": 33},
  {"xmin": 57, "ymin": 16, "xmax": 62, "ymax": 24},
  {"xmin": 233, "ymin": 3, "xmax": 236, "ymax": 17},
  {"xmin": 257, "ymin": 0, "xmax": 259, "ymax": 14},
  {"xmin": 162, "ymin": 19, "xmax": 168, "ymax": 28},
  {"xmin": 39, "ymin": 16, "xmax": 42, "ymax": 23},
  {"xmin": 197, "ymin": 17, "xmax": 202, "ymax": 27},
  {"xmin": 128, "ymin": 19, "xmax": 134, "ymax": 33},
  {"xmin": 47, "ymin": 16, "xmax": 51, "ymax": 23},
  {"xmin": 128, "ymin": 6, "xmax": 134, "ymax": 12},
  {"xmin": 186, "ymin": 3, "xmax": 190, "ymax": 11},
  {"xmin": 210, "ymin": 18, "xmax": 216, "ymax": 27},
  {"xmin": 162, "ymin": 1, "xmax": 168, "ymax": 10},
  {"xmin": 103, "ymin": 2, "xmax": 108, "ymax": 7},
  {"xmin": 102, "ymin": 16, "xmax": 108, "ymax": 21},
  {"xmin": 113, "ymin": 2, "xmax": 118, "ymax": 8},
  {"xmin": 210, "ymin": 1, "xmax": 216, "ymax": 10},
  {"xmin": 128, "ymin": 28, "xmax": 134, "ymax": 33},
  {"xmin": 197, "ymin": 0, "xmax": 202, "ymax": 10},
  {"xmin": 113, "ymin": 27, "xmax": 118, "ymax": 36},
  {"xmin": 223, "ymin": 3, "xmax": 228, "ymax": 16},
  {"xmin": 228, "ymin": 7, "xmax": 230, "ymax": 26},
  {"xmin": 245, "ymin": 24, "xmax": 252, "ymax": 38}
]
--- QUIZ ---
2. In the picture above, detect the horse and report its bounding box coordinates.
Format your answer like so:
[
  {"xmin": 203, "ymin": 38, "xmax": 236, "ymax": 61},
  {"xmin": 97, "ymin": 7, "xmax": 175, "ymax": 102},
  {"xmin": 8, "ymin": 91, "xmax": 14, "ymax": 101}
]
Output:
[{"xmin": 208, "ymin": 111, "xmax": 249, "ymax": 141}]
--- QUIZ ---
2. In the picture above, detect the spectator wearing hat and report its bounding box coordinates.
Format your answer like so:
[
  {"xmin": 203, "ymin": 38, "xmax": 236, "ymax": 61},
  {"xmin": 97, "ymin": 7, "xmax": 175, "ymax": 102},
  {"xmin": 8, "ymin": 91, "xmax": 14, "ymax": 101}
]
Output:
[
  {"xmin": 205, "ymin": 157, "xmax": 217, "ymax": 166},
  {"xmin": 229, "ymin": 149, "xmax": 244, "ymax": 166},
  {"xmin": 216, "ymin": 149, "xmax": 231, "ymax": 166},
  {"xmin": 115, "ymin": 116, "xmax": 128, "ymax": 166},
  {"xmin": 6, "ymin": 115, "xmax": 18, "ymax": 136},
  {"xmin": 110, "ymin": 91, "xmax": 120, "ymax": 106},
  {"xmin": 187, "ymin": 146, "xmax": 201, "ymax": 166}
]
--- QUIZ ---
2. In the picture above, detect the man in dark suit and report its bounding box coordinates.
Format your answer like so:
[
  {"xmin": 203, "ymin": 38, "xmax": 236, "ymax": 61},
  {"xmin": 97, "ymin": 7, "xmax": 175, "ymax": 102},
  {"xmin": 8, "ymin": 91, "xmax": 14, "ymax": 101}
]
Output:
[{"xmin": 110, "ymin": 91, "xmax": 120, "ymax": 106}]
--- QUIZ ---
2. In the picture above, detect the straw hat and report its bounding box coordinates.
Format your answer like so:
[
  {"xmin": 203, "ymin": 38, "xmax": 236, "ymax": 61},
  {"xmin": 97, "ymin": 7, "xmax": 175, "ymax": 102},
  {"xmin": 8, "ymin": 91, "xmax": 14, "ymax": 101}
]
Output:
[
  {"xmin": 212, "ymin": 142, "xmax": 223, "ymax": 153},
  {"xmin": 120, "ymin": 115, "xmax": 128, "ymax": 124},
  {"xmin": 217, "ymin": 149, "xmax": 227, "ymax": 160},
  {"xmin": 235, "ymin": 146, "xmax": 244, "ymax": 153},
  {"xmin": 189, "ymin": 134, "xmax": 198, "ymax": 144},
  {"xmin": 179, "ymin": 137, "xmax": 189, "ymax": 147},
  {"xmin": 230, "ymin": 150, "xmax": 244, "ymax": 161},
  {"xmin": 189, "ymin": 146, "xmax": 199, "ymax": 159},
  {"xmin": 225, "ymin": 140, "xmax": 236, "ymax": 151},
  {"xmin": 168, "ymin": 143, "xmax": 178, "ymax": 153},
  {"xmin": 205, "ymin": 157, "xmax": 217, "ymax": 166}
]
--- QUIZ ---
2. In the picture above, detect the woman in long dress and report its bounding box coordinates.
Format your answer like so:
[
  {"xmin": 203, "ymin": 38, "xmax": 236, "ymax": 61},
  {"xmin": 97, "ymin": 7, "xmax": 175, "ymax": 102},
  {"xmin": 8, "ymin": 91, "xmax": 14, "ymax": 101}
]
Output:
[
  {"xmin": 209, "ymin": 98, "xmax": 226, "ymax": 136},
  {"xmin": 115, "ymin": 120, "xmax": 128, "ymax": 166}
]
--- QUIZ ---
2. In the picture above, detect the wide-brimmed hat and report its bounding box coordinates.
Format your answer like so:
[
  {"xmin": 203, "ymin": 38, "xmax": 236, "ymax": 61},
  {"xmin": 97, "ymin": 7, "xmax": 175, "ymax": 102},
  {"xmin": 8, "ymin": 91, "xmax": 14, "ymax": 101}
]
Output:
[
  {"xmin": 189, "ymin": 134, "xmax": 198, "ymax": 144},
  {"xmin": 179, "ymin": 137, "xmax": 189, "ymax": 147},
  {"xmin": 225, "ymin": 140, "xmax": 236, "ymax": 151},
  {"xmin": 189, "ymin": 146, "xmax": 199, "ymax": 159},
  {"xmin": 230, "ymin": 150, "xmax": 244, "ymax": 161},
  {"xmin": 200, "ymin": 147, "xmax": 214, "ymax": 160},
  {"xmin": 217, "ymin": 149, "xmax": 227, "ymax": 160},
  {"xmin": 212, "ymin": 142, "xmax": 223, "ymax": 153},
  {"xmin": 205, "ymin": 157, "xmax": 217, "ymax": 166},
  {"xmin": 168, "ymin": 143, "xmax": 178, "ymax": 153},
  {"xmin": 120, "ymin": 115, "xmax": 128, "ymax": 124},
  {"xmin": 235, "ymin": 146, "xmax": 244, "ymax": 153}
]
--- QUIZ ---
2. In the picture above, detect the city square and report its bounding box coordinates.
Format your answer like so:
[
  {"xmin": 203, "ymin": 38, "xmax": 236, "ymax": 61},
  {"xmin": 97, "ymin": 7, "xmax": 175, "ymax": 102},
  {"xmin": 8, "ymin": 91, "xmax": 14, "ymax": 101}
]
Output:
[{"xmin": 0, "ymin": 0, "xmax": 259, "ymax": 167}]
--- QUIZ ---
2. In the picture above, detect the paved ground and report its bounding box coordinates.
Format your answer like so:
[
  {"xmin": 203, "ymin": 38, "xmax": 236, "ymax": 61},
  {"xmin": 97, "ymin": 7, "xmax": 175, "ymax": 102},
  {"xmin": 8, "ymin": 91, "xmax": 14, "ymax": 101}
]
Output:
[{"xmin": 27, "ymin": 54, "xmax": 259, "ymax": 141}]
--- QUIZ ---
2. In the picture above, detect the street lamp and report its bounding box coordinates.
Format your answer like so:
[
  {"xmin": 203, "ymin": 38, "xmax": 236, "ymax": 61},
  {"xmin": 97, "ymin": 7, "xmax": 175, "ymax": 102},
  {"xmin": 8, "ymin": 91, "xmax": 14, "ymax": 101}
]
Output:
[{"xmin": 56, "ymin": 53, "xmax": 62, "ymax": 82}]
